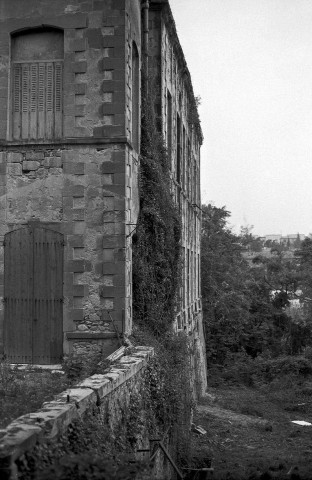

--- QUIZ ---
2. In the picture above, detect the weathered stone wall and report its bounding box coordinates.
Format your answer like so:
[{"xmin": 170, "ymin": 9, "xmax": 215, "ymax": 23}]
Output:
[
  {"xmin": 0, "ymin": 346, "xmax": 161, "ymax": 480},
  {"xmin": 0, "ymin": 0, "xmax": 141, "ymax": 359},
  {"xmin": 0, "ymin": 145, "xmax": 130, "ymax": 356},
  {"xmin": 148, "ymin": 2, "xmax": 207, "ymax": 394}
]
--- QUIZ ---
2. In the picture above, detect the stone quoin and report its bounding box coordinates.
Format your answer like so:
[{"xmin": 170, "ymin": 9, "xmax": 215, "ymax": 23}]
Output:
[{"xmin": 0, "ymin": 0, "xmax": 206, "ymax": 392}]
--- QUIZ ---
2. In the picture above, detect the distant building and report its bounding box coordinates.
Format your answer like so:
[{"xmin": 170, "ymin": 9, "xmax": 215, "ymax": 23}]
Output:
[
  {"xmin": 264, "ymin": 234, "xmax": 282, "ymax": 243},
  {"xmin": 263, "ymin": 234, "xmax": 306, "ymax": 247},
  {"xmin": 280, "ymin": 234, "xmax": 306, "ymax": 246}
]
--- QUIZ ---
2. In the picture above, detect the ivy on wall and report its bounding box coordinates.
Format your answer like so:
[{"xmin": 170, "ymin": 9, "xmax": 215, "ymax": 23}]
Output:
[
  {"xmin": 132, "ymin": 75, "xmax": 182, "ymax": 336},
  {"xmin": 131, "ymin": 72, "xmax": 194, "ymax": 470}
]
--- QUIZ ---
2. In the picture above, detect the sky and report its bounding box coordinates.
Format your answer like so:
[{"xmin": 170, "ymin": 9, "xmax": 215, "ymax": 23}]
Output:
[{"xmin": 169, "ymin": 0, "xmax": 312, "ymax": 237}]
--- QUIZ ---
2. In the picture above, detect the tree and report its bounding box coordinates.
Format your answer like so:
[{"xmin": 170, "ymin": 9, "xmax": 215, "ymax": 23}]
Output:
[
  {"xmin": 201, "ymin": 204, "xmax": 312, "ymax": 364},
  {"xmin": 201, "ymin": 205, "xmax": 270, "ymax": 363},
  {"xmin": 293, "ymin": 233, "xmax": 302, "ymax": 250},
  {"xmin": 239, "ymin": 225, "xmax": 263, "ymax": 252}
]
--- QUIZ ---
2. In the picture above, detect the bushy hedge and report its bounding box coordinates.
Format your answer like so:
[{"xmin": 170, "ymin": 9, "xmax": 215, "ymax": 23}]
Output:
[{"xmin": 209, "ymin": 353, "xmax": 312, "ymax": 387}]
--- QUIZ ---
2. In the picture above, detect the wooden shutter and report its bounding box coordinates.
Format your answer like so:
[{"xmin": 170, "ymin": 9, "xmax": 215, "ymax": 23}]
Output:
[
  {"xmin": 54, "ymin": 62, "xmax": 63, "ymax": 138},
  {"xmin": 12, "ymin": 65, "xmax": 21, "ymax": 139},
  {"xmin": 38, "ymin": 63, "xmax": 46, "ymax": 139},
  {"xmin": 32, "ymin": 227, "xmax": 64, "ymax": 364},
  {"xmin": 12, "ymin": 61, "xmax": 63, "ymax": 140},
  {"xmin": 30, "ymin": 63, "xmax": 38, "ymax": 139},
  {"xmin": 4, "ymin": 227, "xmax": 33, "ymax": 363},
  {"xmin": 21, "ymin": 63, "xmax": 29, "ymax": 139},
  {"xmin": 4, "ymin": 226, "xmax": 64, "ymax": 364}
]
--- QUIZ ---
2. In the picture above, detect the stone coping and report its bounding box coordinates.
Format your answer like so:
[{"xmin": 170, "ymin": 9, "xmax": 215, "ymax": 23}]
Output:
[{"xmin": 0, "ymin": 346, "xmax": 154, "ymax": 478}]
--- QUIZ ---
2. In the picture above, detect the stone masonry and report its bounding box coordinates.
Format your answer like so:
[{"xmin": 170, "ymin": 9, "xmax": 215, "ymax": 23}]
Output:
[
  {"xmin": 0, "ymin": 0, "xmax": 206, "ymax": 391},
  {"xmin": 0, "ymin": 0, "xmax": 141, "ymax": 360}
]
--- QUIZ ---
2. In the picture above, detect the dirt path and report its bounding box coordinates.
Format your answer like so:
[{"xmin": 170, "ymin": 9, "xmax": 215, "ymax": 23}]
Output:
[{"xmin": 191, "ymin": 387, "xmax": 312, "ymax": 479}]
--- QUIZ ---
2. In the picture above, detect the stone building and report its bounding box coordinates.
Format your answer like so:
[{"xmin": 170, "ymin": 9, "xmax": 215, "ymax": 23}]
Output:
[{"xmin": 0, "ymin": 0, "xmax": 206, "ymax": 386}]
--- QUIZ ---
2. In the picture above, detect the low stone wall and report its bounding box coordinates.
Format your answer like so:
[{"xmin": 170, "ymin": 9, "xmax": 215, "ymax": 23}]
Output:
[{"xmin": 0, "ymin": 346, "xmax": 154, "ymax": 480}]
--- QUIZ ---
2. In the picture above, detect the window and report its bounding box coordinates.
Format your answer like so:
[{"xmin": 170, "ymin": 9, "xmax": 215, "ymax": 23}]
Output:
[
  {"xmin": 11, "ymin": 28, "xmax": 64, "ymax": 140},
  {"xmin": 167, "ymin": 90, "xmax": 172, "ymax": 163},
  {"xmin": 131, "ymin": 42, "xmax": 139, "ymax": 151},
  {"xmin": 176, "ymin": 113, "xmax": 181, "ymax": 183}
]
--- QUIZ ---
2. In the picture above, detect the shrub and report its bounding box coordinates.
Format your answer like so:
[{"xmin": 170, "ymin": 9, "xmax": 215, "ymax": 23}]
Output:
[
  {"xmin": 211, "ymin": 354, "xmax": 312, "ymax": 387},
  {"xmin": 36, "ymin": 454, "xmax": 151, "ymax": 480},
  {"xmin": 62, "ymin": 352, "xmax": 111, "ymax": 381}
]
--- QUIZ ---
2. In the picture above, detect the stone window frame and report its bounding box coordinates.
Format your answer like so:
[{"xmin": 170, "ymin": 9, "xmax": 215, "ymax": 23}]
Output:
[
  {"xmin": 131, "ymin": 41, "xmax": 140, "ymax": 152},
  {"xmin": 9, "ymin": 26, "xmax": 64, "ymax": 142}
]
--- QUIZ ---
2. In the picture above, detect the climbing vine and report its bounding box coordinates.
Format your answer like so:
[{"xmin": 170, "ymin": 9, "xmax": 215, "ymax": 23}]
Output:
[
  {"xmin": 132, "ymin": 73, "xmax": 182, "ymax": 336},
  {"xmin": 131, "ymin": 70, "xmax": 195, "ymax": 469}
]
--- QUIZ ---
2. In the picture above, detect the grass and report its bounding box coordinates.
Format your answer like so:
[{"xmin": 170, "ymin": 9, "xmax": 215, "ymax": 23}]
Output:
[
  {"xmin": 190, "ymin": 355, "xmax": 312, "ymax": 479},
  {"xmin": 0, "ymin": 363, "xmax": 71, "ymax": 428},
  {"xmin": 0, "ymin": 353, "xmax": 111, "ymax": 429}
]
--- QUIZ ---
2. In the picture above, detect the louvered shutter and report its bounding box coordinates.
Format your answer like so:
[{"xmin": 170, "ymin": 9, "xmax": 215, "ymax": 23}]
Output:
[
  {"xmin": 38, "ymin": 63, "xmax": 45, "ymax": 139},
  {"xmin": 12, "ymin": 65, "xmax": 21, "ymax": 139},
  {"xmin": 21, "ymin": 63, "xmax": 29, "ymax": 139},
  {"xmin": 12, "ymin": 61, "xmax": 63, "ymax": 140},
  {"xmin": 45, "ymin": 62, "xmax": 54, "ymax": 138},
  {"xmin": 30, "ymin": 63, "xmax": 38, "ymax": 139},
  {"xmin": 54, "ymin": 62, "xmax": 63, "ymax": 138}
]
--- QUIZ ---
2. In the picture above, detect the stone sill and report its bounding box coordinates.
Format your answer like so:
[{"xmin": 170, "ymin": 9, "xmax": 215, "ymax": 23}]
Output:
[
  {"xmin": 0, "ymin": 346, "xmax": 154, "ymax": 470},
  {"xmin": 10, "ymin": 364, "xmax": 63, "ymax": 372},
  {"xmin": 0, "ymin": 137, "xmax": 129, "ymax": 147},
  {"xmin": 66, "ymin": 332, "xmax": 117, "ymax": 340}
]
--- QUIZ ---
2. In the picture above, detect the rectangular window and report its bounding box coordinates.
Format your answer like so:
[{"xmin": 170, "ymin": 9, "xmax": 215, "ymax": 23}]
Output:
[
  {"xmin": 167, "ymin": 90, "xmax": 172, "ymax": 163},
  {"xmin": 13, "ymin": 61, "xmax": 63, "ymax": 140},
  {"xmin": 176, "ymin": 113, "xmax": 181, "ymax": 183}
]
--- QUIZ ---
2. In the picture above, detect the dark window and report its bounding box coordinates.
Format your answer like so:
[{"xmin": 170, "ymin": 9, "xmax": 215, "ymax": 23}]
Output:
[
  {"xmin": 132, "ymin": 42, "xmax": 139, "ymax": 151},
  {"xmin": 167, "ymin": 90, "xmax": 172, "ymax": 162},
  {"xmin": 176, "ymin": 113, "xmax": 181, "ymax": 183},
  {"xmin": 11, "ymin": 28, "xmax": 64, "ymax": 140}
]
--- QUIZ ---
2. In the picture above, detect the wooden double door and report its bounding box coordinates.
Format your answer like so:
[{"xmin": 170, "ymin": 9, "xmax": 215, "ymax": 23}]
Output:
[{"xmin": 4, "ymin": 225, "xmax": 64, "ymax": 364}]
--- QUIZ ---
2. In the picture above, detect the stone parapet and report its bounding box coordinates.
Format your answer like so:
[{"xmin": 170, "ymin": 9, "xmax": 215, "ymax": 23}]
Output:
[{"xmin": 0, "ymin": 346, "xmax": 154, "ymax": 480}]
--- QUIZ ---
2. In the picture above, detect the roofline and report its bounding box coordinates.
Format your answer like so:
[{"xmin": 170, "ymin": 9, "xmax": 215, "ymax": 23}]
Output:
[{"xmin": 149, "ymin": 0, "xmax": 203, "ymax": 143}]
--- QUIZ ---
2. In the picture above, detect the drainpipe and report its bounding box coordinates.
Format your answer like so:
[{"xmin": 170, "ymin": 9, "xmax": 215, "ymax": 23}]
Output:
[{"xmin": 142, "ymin": 0, "xmax": 149, "ymax": 91}]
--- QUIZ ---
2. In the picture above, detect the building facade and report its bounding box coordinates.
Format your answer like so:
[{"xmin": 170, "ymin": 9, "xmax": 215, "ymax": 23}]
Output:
[{"xmin": 0, "ymin": 0, "xmax": 206, "ymax": 386}]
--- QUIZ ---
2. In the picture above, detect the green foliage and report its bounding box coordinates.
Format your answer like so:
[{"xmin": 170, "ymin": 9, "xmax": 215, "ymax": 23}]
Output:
[
  {"xmin": 130, "ymin": 69, "xmax": 191, "ymax": 471},
  {"xmin": 240, "ymin": 225, "xmax": 263, "ymax": 252},
  {"xmin": 35, "ymin": 454, "xmax": 150, "ymax": 480},
  {"xmin": 0, "ymin": 351, "xmax": 112, "ymax": 428},
  {"xmin": 0, "ymin": 362, "xmax": 70, "ymax": 428},
  {"xmin": 62, "ymin": 351, "xmax": 111, "ymax": 381},
  {"xmin": 201, "ymin": 204, "xmax": 256, "ymax": 363},
  {"xmin": 201, "ymin": 203, "xmax": 312, "ymax": 366},
  {"xmin": 132, "ymin": 76, "xmax": 181, "ymax": 336},
  {"xmin": 16, "ymin": 333, "xmax": 193, "ymax": 479},
  {"xmin": 209, "ymin": 353, "xmax": 312, "ymax": 388},
  {"xmin": 17, "ymin": 411, "xmax": 152, "ymax": 480},
  {"xmin": 131, "ymin": 329, "xmax": 194, "ymax": 466}
]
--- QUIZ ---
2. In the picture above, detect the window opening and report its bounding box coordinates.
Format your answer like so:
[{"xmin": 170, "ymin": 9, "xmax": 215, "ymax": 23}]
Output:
[
  {"xmin": 167, "ymin": 90, "xmax": 172, "ymax": 164},
  {"xmin": 131, "ymin": 42, "xmax": 139, "ymax": 151},
  {"xmin": 176, "ymin": 113, "xmax": 181, "ymax": 183},
  {"xmin": 11, "ymin": 28, "xmax": 64, "ymax": 140}
]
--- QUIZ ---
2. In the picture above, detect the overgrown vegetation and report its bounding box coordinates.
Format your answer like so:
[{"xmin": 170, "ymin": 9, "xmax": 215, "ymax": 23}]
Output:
[
  {"xmin": 10, "ymin": 337, "xmax": 193, "ymax": 480},
  {"xmin": 131, "ymin": 71, "xmax": 194, "ymax": 472},
  {"xmin": 132, "ymin": 74, "xmax": 181, "ymax": 336},
  {"xmin": 0, "ymin": 351, "xmax": 111, "ymax": 429},
  {"xmin": 201, "ymin": 203, "xmax": 312, "ymax": 366},
  {"xmin": 17, "ymin": 407, "xmax": 152, "ymax": 480},
  {"xmin": 0, "ymin": 361, "xmax": 70, "ymax": 429},
  {"xmin": 131, "ymin": 329, "xmax": 194, "ymax": 467},
  {"xmin": 188, "ymin": 203, "xmax": 312, "ymax": 478}
]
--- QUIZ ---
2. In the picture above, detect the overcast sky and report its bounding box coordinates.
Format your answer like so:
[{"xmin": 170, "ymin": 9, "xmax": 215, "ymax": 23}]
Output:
[{"xmin": 169, "ymin": 0, "xmax": 312, "ymax": 236}]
